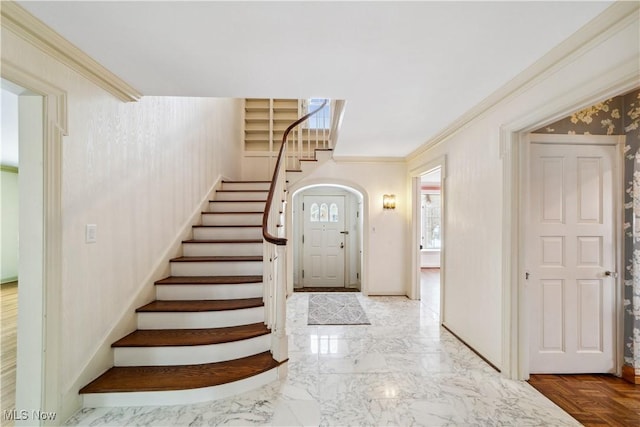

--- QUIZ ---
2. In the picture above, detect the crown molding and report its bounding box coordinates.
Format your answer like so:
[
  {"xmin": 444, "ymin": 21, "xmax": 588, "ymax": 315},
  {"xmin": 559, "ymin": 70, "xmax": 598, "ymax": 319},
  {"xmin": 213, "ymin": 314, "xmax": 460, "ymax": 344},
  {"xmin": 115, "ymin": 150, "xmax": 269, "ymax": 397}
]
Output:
[
  {"xmin": 407, "ymin": 0, "xmax": 640, "ymax": 162},
  {"xmin": 1, "ymin": 1, "xmax": 142, "ymax": 102}
]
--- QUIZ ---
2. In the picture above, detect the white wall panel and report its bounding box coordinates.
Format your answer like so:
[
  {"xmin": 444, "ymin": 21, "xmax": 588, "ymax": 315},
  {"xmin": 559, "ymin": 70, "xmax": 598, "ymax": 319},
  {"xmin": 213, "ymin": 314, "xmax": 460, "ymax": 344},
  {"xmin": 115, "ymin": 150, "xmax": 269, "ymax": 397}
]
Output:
[
  {"xmin": 542, "ymin": 157, "xmax": 565, "ymax": 223},
  {"xmin": 577, "ymin": 157, "xmax": 602, "ymax": 223},
  {"xmin": 541, "ymin": 279, "xmax": 565, "ymax": 352},
  {"xmin": 577, "ymin": 279, "xmax": 603, "ymax": 352}
]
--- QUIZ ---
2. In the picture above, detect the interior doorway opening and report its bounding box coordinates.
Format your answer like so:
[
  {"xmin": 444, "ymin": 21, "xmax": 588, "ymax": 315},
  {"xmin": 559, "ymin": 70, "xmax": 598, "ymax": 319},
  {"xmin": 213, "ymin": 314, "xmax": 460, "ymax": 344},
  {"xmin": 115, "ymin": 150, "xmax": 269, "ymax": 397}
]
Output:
[
  {"xmin": 291, "ymin": 185, "xmax": 363, "ymax": 292},
  {"xmin": 417, "ymin": 168, "xmax": 443, "ymax": 318},
  {"xmin": 1, "ymin": 77, "xmax": 46, "ymax": 420}
]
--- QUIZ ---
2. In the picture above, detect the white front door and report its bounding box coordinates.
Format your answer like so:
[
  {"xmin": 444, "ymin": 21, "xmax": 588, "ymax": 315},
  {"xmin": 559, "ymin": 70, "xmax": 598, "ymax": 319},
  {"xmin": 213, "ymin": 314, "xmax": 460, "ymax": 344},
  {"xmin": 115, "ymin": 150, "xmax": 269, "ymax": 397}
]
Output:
[
  {"xmin": 528, "ymin": 139, "xmax": 617, "ymax": 374},
  {"xmin": 302, "ymin": 195, "xmax": 346, "ymax": 287}
]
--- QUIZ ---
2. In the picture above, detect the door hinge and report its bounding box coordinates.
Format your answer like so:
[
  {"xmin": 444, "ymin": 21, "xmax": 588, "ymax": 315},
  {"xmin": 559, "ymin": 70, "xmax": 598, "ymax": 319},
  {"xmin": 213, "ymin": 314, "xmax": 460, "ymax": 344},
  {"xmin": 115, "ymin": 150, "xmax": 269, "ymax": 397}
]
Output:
[
  {"xmin": 302, "ymin": 234, "xmax": 304, "ymax": 244},
  {"xmin": 302, "ymin": 203, "xmax": 304, "ymax": 211},
  {"xmin": 302, "ymin": 270, "xmax": 305, "ymax": 278},
  {"xmin": 357, "ymin": 273, "xmax": 359, "ymax": 279}
]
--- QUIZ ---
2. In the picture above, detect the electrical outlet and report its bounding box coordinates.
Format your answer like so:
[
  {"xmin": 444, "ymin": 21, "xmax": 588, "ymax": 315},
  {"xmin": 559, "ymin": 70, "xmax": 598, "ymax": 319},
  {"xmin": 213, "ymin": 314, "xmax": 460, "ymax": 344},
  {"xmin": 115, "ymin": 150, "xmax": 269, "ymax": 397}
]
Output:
[{"xmin": 86, "ymin": 224, "xmax": 97, "ymax": 243}]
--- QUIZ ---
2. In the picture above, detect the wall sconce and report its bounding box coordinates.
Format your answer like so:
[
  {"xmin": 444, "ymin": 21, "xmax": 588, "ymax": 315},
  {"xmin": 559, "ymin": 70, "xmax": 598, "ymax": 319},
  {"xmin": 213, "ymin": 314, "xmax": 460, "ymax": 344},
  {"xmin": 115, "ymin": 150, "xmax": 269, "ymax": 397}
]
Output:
[{"xmin": 383, "ymin": 194, "xmax": 396, "ymax": 209}]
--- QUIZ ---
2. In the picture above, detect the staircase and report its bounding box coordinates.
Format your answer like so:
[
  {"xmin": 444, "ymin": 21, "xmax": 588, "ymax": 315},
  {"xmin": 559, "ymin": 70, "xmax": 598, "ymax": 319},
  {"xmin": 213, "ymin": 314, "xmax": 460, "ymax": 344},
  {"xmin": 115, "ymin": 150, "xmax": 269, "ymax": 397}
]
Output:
[{"xmin": 79, "ymin": 180, "xmax": 286, "ymax": 407}]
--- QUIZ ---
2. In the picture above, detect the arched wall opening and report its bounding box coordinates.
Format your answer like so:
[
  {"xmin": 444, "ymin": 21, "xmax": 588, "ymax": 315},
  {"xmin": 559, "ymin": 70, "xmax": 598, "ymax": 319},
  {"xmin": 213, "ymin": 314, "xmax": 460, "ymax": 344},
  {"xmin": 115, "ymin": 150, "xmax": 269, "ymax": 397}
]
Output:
[{"xmin": 288, "ymin": 181, "xmax": 367, "ymax": 294}]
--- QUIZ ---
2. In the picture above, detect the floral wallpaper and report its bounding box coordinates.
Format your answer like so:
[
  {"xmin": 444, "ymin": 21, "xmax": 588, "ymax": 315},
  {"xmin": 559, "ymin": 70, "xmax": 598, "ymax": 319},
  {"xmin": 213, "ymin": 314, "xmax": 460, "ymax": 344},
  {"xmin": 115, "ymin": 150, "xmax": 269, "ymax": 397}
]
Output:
[
  {"xmin": 534, "ymin": 89, "xmax": 640, "ymax": 373},
  {"xmin": 534, "ymin": 96, "xmax": 625, "ymax": 136},
  {"xmin": 625, "ymin": 90, "xmax": 640, "ymax": 373}
]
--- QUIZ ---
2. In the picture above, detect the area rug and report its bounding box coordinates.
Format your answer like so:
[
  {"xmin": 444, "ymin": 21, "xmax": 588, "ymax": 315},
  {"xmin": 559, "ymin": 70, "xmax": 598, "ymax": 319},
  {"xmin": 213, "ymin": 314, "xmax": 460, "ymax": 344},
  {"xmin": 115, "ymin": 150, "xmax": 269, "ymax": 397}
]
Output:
[{"xmin": 307, "ymin": 293, "xmax": 371, "ymax": 325}]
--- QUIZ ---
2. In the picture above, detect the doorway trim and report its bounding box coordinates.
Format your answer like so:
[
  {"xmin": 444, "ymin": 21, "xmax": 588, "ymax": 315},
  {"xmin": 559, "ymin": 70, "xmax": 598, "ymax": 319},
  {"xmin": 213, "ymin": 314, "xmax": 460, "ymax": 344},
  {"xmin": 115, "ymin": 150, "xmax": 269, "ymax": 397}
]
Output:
[
  {"xmin": 288, "ymin": 179, "xmax": 367, "ymax": 295},
  {"xmin": 500, "ymin": 72, "xmax": 638, "ymax": 380},
  {"xmin": 2, "ymin": 60, "xmax": 66, "ymax": 417},
  {"xmin": 409, "ymin": 156, "xmax": 446, "ymax": 319}
]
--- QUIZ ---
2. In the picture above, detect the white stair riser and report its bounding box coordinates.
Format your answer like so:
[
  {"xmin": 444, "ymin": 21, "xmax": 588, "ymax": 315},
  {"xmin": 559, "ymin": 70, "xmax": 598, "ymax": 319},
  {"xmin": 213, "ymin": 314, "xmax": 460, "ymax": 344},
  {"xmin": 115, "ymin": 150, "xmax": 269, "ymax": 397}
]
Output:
[
  {"xmin": 183, "ymin": 242, "xmax": 263, "ymax": 257},
  {"xmin": 215, "ymin": 192, "xmax": 267, "ymax": 201},
  {"xmin": 221, "ymin": 182, "xmax": 270, "ymax": 191},
  {"xmin": 202, "ymin": 213, "xmax": 262, "ymax": 226},
  {"xmin": 193, "ymin": 227, "xmax": 262, "ymax": 240},
  {"xmin": 156, "ymin": 283, "xmax": 263, "ymax": 300},
  {"xmin": 171, "ymin": 261, "xmax": 263, "ymax": 276},
  {"xmin": 114, "ymin": 334, "xmax": 271, "ymax": 366},
  {"xmin": 137, "ymin": 306, "xmax": 265, "ymax": 329},
  {"xmin": 82, "ymin": 368, "xmax": 281, "ymax": 407},
  {"xmin": 209, "ymin": 201, "xmax": 266, "ymax": 212}
]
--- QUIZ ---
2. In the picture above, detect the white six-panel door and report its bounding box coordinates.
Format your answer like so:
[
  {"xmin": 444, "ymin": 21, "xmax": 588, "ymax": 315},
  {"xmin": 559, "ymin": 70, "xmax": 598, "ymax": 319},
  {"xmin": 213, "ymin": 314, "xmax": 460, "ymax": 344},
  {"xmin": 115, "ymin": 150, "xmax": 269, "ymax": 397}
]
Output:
[
  {"xmin": 302, "ymin": 195, "xmax": 346, "ymax": 287},
  {"xmin": 528, "ymin": 140, "xmax": 617, "ymax": 374}
]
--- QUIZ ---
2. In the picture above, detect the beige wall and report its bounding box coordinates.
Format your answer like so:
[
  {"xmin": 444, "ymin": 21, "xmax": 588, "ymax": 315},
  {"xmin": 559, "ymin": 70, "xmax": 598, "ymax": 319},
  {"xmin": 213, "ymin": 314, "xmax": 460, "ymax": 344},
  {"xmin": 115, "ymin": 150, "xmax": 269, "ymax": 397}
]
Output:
[
  {"xmin": 1, "ymin": 168, "xmax": 19, "ymax": 283},
  {"xmin": 290, "ymin": 160, "xmax": 409, "ymax": 296},
  {"xmin": 1, "ymin": 26, "xmax": 242, "ymax": 418},
  {"xmin": 1, "ymin": 88, "xmax": 19, "ymax": 283}
]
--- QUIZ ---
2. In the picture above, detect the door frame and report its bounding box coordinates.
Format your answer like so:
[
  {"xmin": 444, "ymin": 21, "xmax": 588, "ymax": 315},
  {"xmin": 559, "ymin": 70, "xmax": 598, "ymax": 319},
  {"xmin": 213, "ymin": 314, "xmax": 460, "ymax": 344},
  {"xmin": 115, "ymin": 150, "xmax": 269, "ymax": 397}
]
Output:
[
  {"xmin": 409, "ymin": 156, "xmax": 446, "ymax": 321},
  {"xmin": 523, "ymin": 133, "xmax": 624, "ymax": 375},
  {"xmin": 1, "ymin": 61, "xmax": 66, "ymax": 418},
  {"xmin": 499, "ymin": 76, "xmax": 637, "ymax": 380},
  {"xmin": 288, "ymin": 181, "xmax": 366, "ymax": 294}
]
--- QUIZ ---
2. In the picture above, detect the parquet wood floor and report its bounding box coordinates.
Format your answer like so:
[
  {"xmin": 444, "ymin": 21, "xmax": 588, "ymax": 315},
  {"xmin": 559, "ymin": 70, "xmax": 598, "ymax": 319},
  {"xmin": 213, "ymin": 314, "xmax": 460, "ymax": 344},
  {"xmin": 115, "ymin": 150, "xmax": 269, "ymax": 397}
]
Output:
[
  {"xmin": 1, "ymin": 281, "xmax": 18, "ymax": 427},
  {"xmin": 529, "ymin": 374, "xmax": 640, "ymax": 426}
]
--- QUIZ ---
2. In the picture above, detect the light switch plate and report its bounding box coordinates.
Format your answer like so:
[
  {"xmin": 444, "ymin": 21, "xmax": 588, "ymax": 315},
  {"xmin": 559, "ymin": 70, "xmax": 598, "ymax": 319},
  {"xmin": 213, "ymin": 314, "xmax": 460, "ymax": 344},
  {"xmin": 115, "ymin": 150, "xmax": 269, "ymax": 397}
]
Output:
[{"xmin": 86, "ymin": 224, "xmax": 97, "ymax": 243}]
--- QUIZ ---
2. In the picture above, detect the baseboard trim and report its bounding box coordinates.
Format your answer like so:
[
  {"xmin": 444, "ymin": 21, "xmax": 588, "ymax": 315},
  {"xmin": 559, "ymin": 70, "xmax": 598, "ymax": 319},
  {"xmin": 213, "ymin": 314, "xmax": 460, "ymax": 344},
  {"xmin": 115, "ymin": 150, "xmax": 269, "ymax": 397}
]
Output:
[{"xmin": 621, "ymin": 364, "xmax": 640, "ymax": 384}]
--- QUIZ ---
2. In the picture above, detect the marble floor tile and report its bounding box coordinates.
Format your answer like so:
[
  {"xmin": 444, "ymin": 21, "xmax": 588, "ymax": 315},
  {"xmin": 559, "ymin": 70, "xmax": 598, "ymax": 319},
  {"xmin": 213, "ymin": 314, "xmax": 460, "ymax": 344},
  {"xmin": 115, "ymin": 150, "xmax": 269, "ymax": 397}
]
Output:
[{"xmin": 65, "ymin": 292, "xmax": 578, "ymax": 427}]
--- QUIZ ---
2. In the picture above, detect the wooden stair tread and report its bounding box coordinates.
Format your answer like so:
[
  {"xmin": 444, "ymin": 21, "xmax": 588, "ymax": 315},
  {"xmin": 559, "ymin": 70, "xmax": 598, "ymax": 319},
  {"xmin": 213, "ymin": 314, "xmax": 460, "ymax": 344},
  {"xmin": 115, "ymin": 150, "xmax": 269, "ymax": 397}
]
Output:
[
  {"xmin": 222, "ymin": 180, "xmax": 270, "ymax": 183},
  {"xmin": 170, "ymin": 256, "xmax": 262, "ymax": 262},
  {"xmin": 209, "ymin": 200, "xmax": 266, "ymax": 203},
  {"xmin": 155, "ymin": 275, "xmax": 262, "ymax": 285},
  {"xmin": 80, "ymin": 352, "xmax": 280, "ymax": 393},
  {"xmin": 112, "ymin": 323, "xmax": 270, "ymax": 347},
  {"xmin": 136, "ymin": 298, "xmax": 264, "ymax": 312},
  {"xmin": 182, "ymin": 239, "xmax": 262, "ymax": 244},
  {"xmin": 201, "ymin": 211, "xmax": 263, "ymax": 214},
  {"xmin": 217, "ymin": 190, "xmax": 268, "ymax": 193},
  {"xmin": 192, "ymin": 225, "xmax": 261, "ymax": 228}
]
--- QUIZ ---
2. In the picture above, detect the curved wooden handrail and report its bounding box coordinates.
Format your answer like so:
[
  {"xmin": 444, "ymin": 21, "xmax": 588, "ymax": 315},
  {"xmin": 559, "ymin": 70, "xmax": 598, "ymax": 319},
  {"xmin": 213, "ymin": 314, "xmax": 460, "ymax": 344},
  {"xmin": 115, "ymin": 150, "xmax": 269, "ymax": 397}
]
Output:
[{"xmin": 263, "ymin": 99, "xmax": 328, "ymax": 245}]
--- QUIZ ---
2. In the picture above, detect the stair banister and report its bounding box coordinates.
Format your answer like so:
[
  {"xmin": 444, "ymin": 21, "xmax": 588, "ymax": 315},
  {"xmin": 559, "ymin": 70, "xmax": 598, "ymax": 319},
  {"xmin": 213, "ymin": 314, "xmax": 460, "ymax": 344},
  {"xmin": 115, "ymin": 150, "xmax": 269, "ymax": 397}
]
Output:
[{"xmin": 262, "ymin": 100, "xmax": 328, "ymax": 362}]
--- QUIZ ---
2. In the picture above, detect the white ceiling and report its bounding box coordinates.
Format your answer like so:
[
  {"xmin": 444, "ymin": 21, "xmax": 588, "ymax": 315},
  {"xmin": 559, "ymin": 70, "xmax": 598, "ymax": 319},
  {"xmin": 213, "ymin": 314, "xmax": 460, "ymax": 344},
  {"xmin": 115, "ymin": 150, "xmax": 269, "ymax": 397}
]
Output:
[{"xmin": 17, "ymin": 1, "xmax": 612, "ymax": 158}]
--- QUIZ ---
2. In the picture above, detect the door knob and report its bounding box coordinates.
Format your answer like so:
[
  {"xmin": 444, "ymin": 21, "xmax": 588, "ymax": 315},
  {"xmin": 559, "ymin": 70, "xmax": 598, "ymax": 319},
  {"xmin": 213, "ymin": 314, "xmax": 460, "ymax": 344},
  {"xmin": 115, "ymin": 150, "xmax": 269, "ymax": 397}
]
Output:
[{"xmin": 604, "ymin": 271, "xmax": 618, "ymax": 278}]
